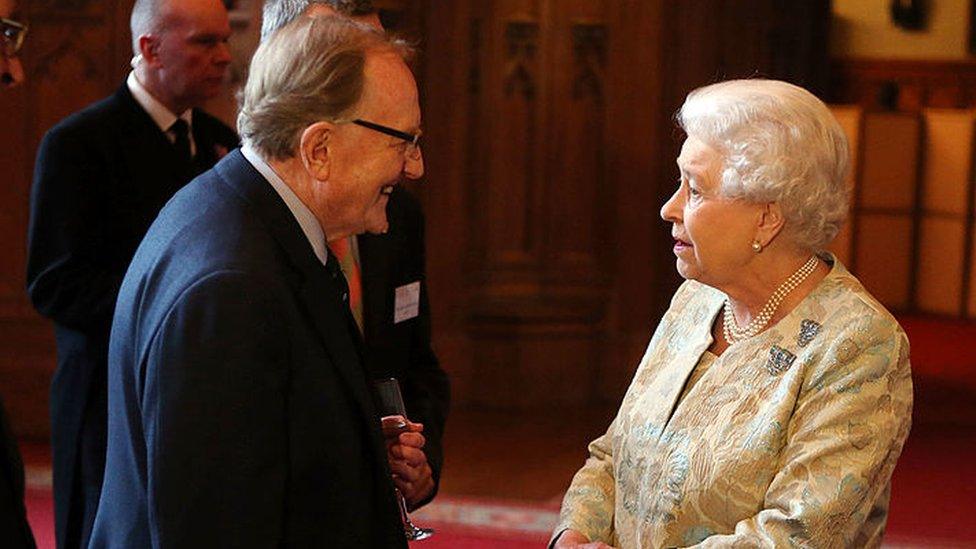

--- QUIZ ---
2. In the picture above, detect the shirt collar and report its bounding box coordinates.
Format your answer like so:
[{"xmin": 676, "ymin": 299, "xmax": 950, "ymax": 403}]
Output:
[
  {"xmin": 241, "ymin": 143, "xmax": 329, "ymax": 266},
  {"xmin": 126, "ymin": 71, "xmax": 192, "ymax": 133}
]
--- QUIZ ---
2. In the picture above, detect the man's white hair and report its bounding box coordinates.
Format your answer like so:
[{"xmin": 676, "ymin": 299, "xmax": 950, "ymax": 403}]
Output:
[
  {"xmin": 261, "ymin": 0, "xmax": 375, "ymax": 42},
  {"xmin": 677, "ymin": 79, "xmax": 851, "ymax": 252}
]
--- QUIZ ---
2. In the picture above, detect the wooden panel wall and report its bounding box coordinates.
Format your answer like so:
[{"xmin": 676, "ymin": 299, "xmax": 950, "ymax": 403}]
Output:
[
  {"xmin": 0, "ymin": 0, "xmax": 135, "ymax": 438},
  {"xmin": 2, "ymin": 0, "xmax": 834, "ymax": 436},
  {"xmin": 420, "ymin": 0, "xmax": 831, "ymax": 410},
  {"xmin": 828, "ymin": 57, "xmax": 976, "ymax": 320},
  {"xmin": 831, "ymin": 58, "xmax": 976, "ymax": 111},
  {"xmin": 423, "ymin": 0, "xmax": 633, "ymax": 409}
]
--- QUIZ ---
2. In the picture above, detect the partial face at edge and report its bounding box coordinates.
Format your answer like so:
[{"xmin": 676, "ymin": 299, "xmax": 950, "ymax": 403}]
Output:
[{"xmin": 1, "ymin": 0, "xmax": 25, "ymax": 88}]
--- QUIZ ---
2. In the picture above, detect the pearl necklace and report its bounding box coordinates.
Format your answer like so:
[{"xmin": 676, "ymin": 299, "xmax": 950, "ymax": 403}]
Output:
[{"xmin": 723, "ymin": 255, "xmax": 819, "ymax": 344}]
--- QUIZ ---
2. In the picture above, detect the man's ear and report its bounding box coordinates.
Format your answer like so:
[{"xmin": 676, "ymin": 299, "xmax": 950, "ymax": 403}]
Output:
[
  {"xmin": 755, "ymin": 201, "xmax": 786, "ymax": 248},
  {"xmin": 138, "ymin": 34, "xmax": 161, "ymax": 65},
  {"xmin": 299, "ymin": 121, "xmax": 336, "ymax": 181}
]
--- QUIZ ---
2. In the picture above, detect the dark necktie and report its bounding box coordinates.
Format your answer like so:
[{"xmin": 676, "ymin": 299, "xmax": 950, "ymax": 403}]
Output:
[
  {"xmin": 170, "ymin": 119, "xmax": 192, "ymax": 163},
  {"xmin": 325, "ymin": 248, "xmax": 352, "ymax": 313}
]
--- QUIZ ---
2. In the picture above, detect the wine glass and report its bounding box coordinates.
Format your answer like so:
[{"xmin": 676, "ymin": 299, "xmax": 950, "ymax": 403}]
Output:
[{"xmin": 374, "ymin": 377, "xmax": 434, "ymax": 541}]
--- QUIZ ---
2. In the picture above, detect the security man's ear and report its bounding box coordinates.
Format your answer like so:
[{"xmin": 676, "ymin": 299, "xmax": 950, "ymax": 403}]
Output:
[
  {"xmin": 299, "ymin": 121, "xmax": 335, "ymax": 181},
  {"xmin": 137, "ymin": 34, "xmax": 161, "ymax": 65}
]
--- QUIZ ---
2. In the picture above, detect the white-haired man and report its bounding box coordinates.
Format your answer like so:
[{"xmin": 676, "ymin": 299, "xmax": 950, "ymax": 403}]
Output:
[
  {"xmin": 261, "ymin": 0, "xmax": 449, "ymax": 510},
  {"xmin": 90, "ymin": 15, "xmax": 422, "ymax": 547},
  {"xmin": 26, "ymin": 1, "xmax": 237, "ymax": 547}
]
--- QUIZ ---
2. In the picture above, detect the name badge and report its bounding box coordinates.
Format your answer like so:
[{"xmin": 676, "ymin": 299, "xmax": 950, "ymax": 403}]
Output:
[{"xmin": 394, "ymin": 281, "xmax": 421, "ymax": 323}]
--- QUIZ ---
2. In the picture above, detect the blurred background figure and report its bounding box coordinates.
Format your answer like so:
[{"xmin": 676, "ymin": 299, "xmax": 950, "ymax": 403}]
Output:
[
  {"xmin": 25, "ymin": 1, "xmax": 237, "ymax": 547},
  {"xmin": 0, "ymin": 0, "xmax": 25, "ymax": 87}
]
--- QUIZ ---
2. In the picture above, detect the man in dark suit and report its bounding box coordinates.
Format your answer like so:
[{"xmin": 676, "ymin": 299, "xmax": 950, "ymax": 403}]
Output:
[
  {"xmin": 25, "ymin": 1, "xmax": 237, "ymax": 547},
  {"xmin": 261, "ymin": 0, "xmax": 450, "ymax": 510},
  {"xmin": 90, "ymin": 15, "xmax": 423, "ymax": 546}
]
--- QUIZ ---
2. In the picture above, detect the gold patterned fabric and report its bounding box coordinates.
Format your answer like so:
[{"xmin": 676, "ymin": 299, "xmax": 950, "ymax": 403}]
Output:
[{"xmin": 555, "ymin": 255, "xmax": 913, "ymax": 548}]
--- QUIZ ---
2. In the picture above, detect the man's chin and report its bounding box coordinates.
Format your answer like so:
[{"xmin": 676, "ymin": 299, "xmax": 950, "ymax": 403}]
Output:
[{"xmin": 364, "ymin": 218, "xmax": 390, "ymax": 235}]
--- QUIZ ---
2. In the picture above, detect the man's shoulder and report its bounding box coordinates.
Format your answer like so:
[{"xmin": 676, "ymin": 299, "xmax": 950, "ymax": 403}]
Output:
[
  {"xmin": 44, "ymin": 86, "xmax": 131, "ymax": 140},
  {"xmin": 192, "ymin": 108, "xmax": 239, "ymax": 146}
]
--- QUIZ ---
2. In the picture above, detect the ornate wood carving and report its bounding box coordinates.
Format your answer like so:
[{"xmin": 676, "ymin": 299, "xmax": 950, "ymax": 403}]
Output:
[
  {"xmin": 571, "ymin": 23, "xmax": 607, "ymax": 101},
  {"xmin": 504, "ymin": 22, "xmax": 538, "ymax": 100}
]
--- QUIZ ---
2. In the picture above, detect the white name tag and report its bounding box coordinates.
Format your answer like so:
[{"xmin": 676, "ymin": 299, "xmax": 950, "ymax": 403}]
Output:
[{"xmin": 394, "ymin": 281, "xmax": 421, "ymax": 324}]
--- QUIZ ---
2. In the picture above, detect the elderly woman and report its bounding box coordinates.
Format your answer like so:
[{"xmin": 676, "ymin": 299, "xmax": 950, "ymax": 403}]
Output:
[{"xmin": 553, "ymin": 79, "xmax": 912, "ymax": 548}]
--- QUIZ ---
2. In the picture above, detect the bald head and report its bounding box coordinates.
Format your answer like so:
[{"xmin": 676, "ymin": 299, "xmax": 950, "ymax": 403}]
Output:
[
  {"xmin": 131, "ymin": 0, "xmax": 228, "ymax": 55},
  {"xmin": 129, "ymin": 0, "xmax": 231, "ymax": 114}
]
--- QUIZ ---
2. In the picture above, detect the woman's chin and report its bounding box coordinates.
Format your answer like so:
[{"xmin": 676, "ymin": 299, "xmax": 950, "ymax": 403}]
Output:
[{"xmin": 675, "ymin": 259, "xmax": 700, "ymax": 281}]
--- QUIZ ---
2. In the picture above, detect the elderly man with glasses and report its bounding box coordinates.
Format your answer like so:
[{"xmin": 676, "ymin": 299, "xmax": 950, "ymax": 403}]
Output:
[
  {"xmin": 89, "ymin": 14, "xmax": 425, "ymax": 547},
  {"xmin": 261, "ymin": 0, "xmax": 449, "ymax": 513}
]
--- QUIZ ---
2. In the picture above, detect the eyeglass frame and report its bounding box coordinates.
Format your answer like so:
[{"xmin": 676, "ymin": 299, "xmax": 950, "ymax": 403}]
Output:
[
  {"xmin": 1, "ymin": 17, "xmax": 27, "ymax": 57},
  {"xmin": 351, "ymin": 118, "xmax": 422, "ymax": 160}
]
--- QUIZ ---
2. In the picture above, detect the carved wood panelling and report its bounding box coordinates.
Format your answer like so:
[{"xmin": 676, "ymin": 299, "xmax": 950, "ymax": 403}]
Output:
[
  {"xmin": 548, "ymin": 21, "xmax": 607, "ymax": 274},
  {"xmin": 475, "ymin": 18, "xmax": 541, "ymax": 269},
  {"xmin": 571, "ymin": 24, "xmax": 607, "ymax": 101},
  {"xmin": 503, "ymin": 22, "xmax": 538, "ymax": 100}
]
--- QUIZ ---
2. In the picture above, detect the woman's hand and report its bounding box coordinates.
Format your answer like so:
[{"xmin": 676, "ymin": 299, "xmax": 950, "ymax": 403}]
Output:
[{"xmin": 553, "ymin": 529, "xmax": 616, "ymax": 549}]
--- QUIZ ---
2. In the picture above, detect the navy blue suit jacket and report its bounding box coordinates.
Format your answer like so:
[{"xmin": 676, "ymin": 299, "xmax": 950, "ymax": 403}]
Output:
[{"xmin": 88, "ymin": 150, "xmax": 405, "ymax": 548}]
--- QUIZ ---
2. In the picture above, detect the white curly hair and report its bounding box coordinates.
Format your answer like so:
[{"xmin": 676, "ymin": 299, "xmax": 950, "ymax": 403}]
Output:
[{"xmin": 677, "ymin": 79, "xmax": 850, "ymax": 252}]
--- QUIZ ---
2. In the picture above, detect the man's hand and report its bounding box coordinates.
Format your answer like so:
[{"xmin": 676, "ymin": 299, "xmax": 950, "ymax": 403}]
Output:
[
  {"xmin": 553, "ymin": 528, "xmax": 616, "ymax": 549},
  {"xmin": 383, "ymin": 417, "xmax": 434, "ymax": 507}
]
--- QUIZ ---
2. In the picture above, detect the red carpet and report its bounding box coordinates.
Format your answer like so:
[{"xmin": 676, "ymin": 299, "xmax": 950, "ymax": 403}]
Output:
[
  {"xmin": 22, "ymin": 432, "xmax": 976, "ymax": 549},
  {"xmin": 18, "ymin": 315, "xmax": 976, "ymax": 547}
]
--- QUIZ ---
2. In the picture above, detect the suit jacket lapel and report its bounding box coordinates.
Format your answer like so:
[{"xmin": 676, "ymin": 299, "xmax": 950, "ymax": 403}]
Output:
[
  {"xmin": 213, "ymin": 151, "xmax": 386, "ymax": 453},
  {"xmin": 115, "ymin": 84, "xmax": 197, "ymax": 185},
  {"xmin": 659, "ymin": 296, "xmax": 722, "ymax": 434}
]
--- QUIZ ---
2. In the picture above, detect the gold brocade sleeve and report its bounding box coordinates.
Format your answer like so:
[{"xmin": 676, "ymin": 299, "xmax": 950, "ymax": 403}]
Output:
[{"xmin": 552, "ymin": 415, "xmax": 619, "ymax": 546}]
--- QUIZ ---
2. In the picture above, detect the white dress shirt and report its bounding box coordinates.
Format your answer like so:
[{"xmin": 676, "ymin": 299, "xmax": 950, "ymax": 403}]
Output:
[
  {"xmin": 126, "ymin": 71, "xmax": 196, "ymax": 156},
  {"xmin": 241, "ymin": 143, "xmax": 329, "ymax": 266}
]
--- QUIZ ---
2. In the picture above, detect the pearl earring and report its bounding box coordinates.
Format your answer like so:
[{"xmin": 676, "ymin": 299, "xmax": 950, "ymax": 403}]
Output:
[{"xmin": 751, "ymin": 240, "xmax": 762, "ymax": 253}]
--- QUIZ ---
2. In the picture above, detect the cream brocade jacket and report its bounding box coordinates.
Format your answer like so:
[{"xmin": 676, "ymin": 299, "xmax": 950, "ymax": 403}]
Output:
[{"xmin": 555, "ymin": 256, "xmax": 913, "ymax": 548}]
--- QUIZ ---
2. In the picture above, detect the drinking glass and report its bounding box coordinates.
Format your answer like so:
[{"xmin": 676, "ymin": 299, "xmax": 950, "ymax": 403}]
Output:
[{"xmin": 374, "ymin": 377, "xmax": 434, "ymax": 541}]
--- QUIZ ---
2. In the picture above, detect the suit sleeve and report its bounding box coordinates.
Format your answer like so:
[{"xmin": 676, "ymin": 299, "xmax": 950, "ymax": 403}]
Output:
[
  {"xmin": 26, "ymin": 125, "xmax": 122, "ymax": 329},
  {"xmin": 143, "ymin": 270, "xmax": 289, "ymax": 548},
  {"xmin": 399, "ymin": 205, "xmax": 450, "ymax": 508}
]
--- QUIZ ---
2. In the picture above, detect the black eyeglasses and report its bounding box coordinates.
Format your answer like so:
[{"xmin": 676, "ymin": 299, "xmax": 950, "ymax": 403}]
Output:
[
  {"xmin": 352, "ymin": 118, "xmax": 422, "ymax": 160},
  {"xmin": 1, "ymin": 17, "xmax": 27, "ymax": 57}
]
